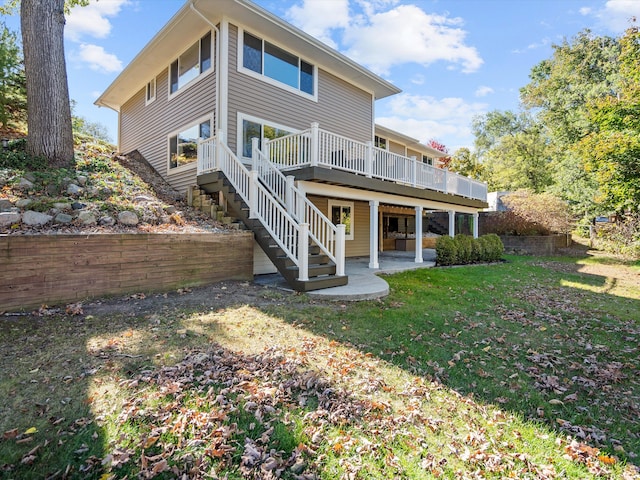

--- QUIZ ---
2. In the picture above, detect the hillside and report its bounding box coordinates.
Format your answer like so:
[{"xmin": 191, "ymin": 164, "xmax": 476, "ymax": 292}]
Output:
[{"xmin": 0, "ymin": 137, "xmax": 228, "ymax": 235}]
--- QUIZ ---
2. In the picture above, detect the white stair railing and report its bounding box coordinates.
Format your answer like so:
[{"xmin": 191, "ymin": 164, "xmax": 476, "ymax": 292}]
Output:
[
  {"xmin": 199, "ymin": 132, "xmax": 309, "ymax": 282},
  {"xmin": 253, "ymin": 139, "xmax": 346, "ymax": 277}
]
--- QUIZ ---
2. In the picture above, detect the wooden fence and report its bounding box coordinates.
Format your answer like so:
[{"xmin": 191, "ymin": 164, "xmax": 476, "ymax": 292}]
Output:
[{"xmin": 0, "ymin": 233, "xmax": 254, "ymax": 312}]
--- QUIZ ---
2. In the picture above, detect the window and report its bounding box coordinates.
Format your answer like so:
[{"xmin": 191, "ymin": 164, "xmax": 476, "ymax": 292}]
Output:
[
  {"xmin": 145, "ymin": 78, "xmax": 156, "ymax": 105},
  {"xmin": 241, "ymin": 31, "xmax": 315, "ymax": 97},
  {"xmin": 422, "ymin": 155, "xmax": 434, "ymax": 166},
  {"xmin": 375, "ymin": 135, "xmax": 387, "ymax": 149},
  {"xmin": 239, "ymin": 114, "xmax": 295, "ymax": 159},
  {"xmin": 169, "ymin": 32, "xmax": 212, "ymax": 95},
  {"xmin": 328, "ymin": 200, "xmax": 354, "ymax": 241},
  {"xmin": 169, "ymin": 118, "xmax": 211, "ymax": 171}
]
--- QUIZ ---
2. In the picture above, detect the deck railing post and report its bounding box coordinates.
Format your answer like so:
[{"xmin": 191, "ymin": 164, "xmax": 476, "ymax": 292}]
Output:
[
  {"xmin": 411, "ymin": 156, "xmax": 417, "ymax": 187},
  {"xmin": 336, "ymin": 224, "xmax": 346, "ymax": 276},
  {"xmin": 443, "ymin": 167, "xmax": 449, "ymax": 194},
  {"xmin": 251, "ymin": 137, "xmax": 260, "ymax": 172},
  {"xmin": 298, "ymin": 223, "xmax": 309, "ymax": 282},
  {"xmin": 285, "ymin": 175, "xmax": 295, "ymax": 218},
  {"xmin": 215, "ymin": 130, "xmax": 224, "ymax": 170},
  {"xmin": 310, "ymin": 122, "xmax": 319, "ymax": 167},
  {"xmin": 249, "ymin": 170, "xmax": 259, "ymax": 219},
  {"xmin": 365, "ymin": 141, "xmax": 373, "ymax": 178}
]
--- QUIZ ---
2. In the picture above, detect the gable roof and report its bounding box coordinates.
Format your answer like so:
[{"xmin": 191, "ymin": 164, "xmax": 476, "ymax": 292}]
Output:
[
  {"xmin": 375, "ymin": 124, "xmax": 448, "ymax": 159},
  {"xmin": 95, "ymin": 0, "xmax": 401, "ymax": 111}
]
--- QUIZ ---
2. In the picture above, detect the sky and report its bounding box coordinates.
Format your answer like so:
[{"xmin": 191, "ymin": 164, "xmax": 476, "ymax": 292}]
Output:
[{"xmin": 4, "ymin": 0, "xmax": 640, "ymax": 151}]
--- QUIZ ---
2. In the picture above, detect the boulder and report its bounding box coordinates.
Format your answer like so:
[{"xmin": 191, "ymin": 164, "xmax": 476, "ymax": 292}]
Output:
[
  {"xmin": 67, "ymin": 183, "xmax": 83, "ymax": 196},
  {"xmin": 0, "ymin": 211, "xmax": 21, "ymax": 227},
  {"xmin": 18, "ymin": 178, "xmax": 34, "ymax": 190},
  {"xmin": 22, "ymin": 210, "xmax": 52, "ymax": 226},
  {"xmin": 54, "ymin": 213, "xmax": 73, "ymax": 224},
  {"xmin": 98, "ymin": 215, "xmax": 116, "ymax": 226},
  {"xmin": 0, "ymin": 199, "xmax": 13, "ymax": 212},
  {"xmin": 118, "ymin": 210, "xmax": 139, "ymax": 226},
  {"xmin": 78, "ymin": 211, "xmax": 97, "ymax": 225},
  {"xmin": 76, "ymin": 175, "xmax": 87, "ymax": 186},
  {"xmin": 15, "ymin": 198, "xmax": 33, "ymax": 208}
]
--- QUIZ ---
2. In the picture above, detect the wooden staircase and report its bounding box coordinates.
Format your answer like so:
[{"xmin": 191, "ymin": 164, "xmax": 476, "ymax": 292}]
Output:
[{"xmin": 196, "ymin": 171, "xmax": 348, "ymax": 292}]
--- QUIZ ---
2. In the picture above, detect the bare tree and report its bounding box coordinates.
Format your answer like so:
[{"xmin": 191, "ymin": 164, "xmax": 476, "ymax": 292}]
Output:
[{"xmin": 20, "ymin": 0, "xmax": 74, "ymax": 166}]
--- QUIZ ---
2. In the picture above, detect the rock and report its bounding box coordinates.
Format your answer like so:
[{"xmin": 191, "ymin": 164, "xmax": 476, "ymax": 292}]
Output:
[
  {"xmin": 18, "ymin": 178, "xmax": 34, "ymax": 190},
  {"xmin": 118, "ymin": 210, "xmax": 139, "ymax": 226},
  {"xmin": 78, "ymin": 211, "xmax": 97, "ymax": 225},
  {"xmin": 45, "ymin": 183, "xmax": 59, "ymax": 196},
  {"xmin": 67, "ymin": 183, "xmax": 83, "ymax": 195},
  {"xmin": 133, "ymin": 195, "xmax": 154, "ymax": 203},
  {"xmin": 53, "ymin": 202, "xmax": 72, "ymax": 210},
  {"xmin": 0, "ymin": 211, "xmax": 21, "ymax": 227},
  {"xmin": 23, "ymin": 172, "xmax": 36, "ymax": 182},
  {"xmin": 0, "ymin": 199, "xmax": 12, "ymax": 212},
  {"xmin": 22, "ymin": 210, "xmax": 52, "ymax": 226},
  {"xmin": 15, "ymin": 198, "xmax": 33, "ymax": 208},
  {"xmin": 87, "ymin": 186, "xmax": 100, "ymax": 197},
  {"xmin": 54, "ymin": 213, "xmax": 73, "ymax": 224},
  {"xmin": 164, "ymin": 205, "xmax": 177, "ymax": 214},
  {"xmin": 98, "ymin": 215, "xmax": 116, "ymax": 226},
  {"xmin": 76, "ymin": 175, "xmax": 87, "ymax": 186},
  {"xmin": 71, "ymin": 202, "xmax": 86, "ymax": 210}
]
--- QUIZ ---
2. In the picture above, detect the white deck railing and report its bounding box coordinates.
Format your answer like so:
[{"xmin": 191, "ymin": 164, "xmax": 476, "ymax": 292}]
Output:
[
  {"xmin": 267, "ymin": 123, "xmax": 488, "ymax": 202},
  {"xmin": 198, "ymin": 133, "xmax": 311, "ymax": 282},
  {"xmin": 253, "ymin": 139, "xmax": 345, "ymax": 276}
]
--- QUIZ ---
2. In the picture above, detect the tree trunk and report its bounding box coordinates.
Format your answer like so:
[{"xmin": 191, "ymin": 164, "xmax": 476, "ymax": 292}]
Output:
[{"xmin": 21, "ymin": 0, "xmax": 74, "ymax": 167}]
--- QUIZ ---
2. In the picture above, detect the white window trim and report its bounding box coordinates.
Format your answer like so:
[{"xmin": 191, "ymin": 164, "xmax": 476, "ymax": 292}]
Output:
[
  {"xmin": 236, "ymin": 112, "xmax": 299, "ymax": 163},
  {"xmin": 327, "ymin": 199, "xmax": 354, "ymax": 241},
  {"xmin": 167, "ymin": 112, "xmax": 214, "ymax": 175},
  {"xmin": 167, "ymin": 30, "xmax": 214, "ymax": 101},
  {"xmin": 145, "ymin": 77, "xmax": 156, "ymax": 105},
  {"xmin": 237, "ymin": 27, "xmax": 318, "ymax": 103}
]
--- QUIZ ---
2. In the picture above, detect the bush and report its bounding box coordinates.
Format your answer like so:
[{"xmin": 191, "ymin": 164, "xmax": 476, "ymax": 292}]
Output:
[
  {"xmin": 436, "ymin": 234, "xmax": 504, "ymax": 266},
  {"xmin": 454, "ymin": 234, "xmax": 473, "ymax": 264},
  {"xmin": 0, "ymin": 139, "xmax": 48, "ymax": 171},
  {"xmin": 435, "ymin": 235, "xmax": 458, "ymax": 266},
  {"xmin": 483, "ymin": 233, "xmax": 505, "ymax": 262},
  {"xmin": 481, "ymin": 210, "xmax": 550, "ymax": 236}
]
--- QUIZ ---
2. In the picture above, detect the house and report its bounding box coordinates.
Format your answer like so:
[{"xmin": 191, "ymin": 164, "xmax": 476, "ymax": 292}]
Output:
[{"xmin": 96, "ymin": 0, "xmax": 488, "ymax": 291}]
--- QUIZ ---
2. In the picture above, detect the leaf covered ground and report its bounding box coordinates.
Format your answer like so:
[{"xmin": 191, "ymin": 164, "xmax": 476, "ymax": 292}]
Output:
[{"xmin": 0, "ymin": 253, "xmax": 639, "ymax": 479}]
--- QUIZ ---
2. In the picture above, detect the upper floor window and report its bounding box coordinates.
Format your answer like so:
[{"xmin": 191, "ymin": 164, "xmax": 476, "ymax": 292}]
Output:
[
  {"xmin": 145, "ymin": 78, "xmax": 156, "ymax": 105},
  {"xmin": 169, "ymin": 32, "xmax": 212, "ymax": 95},
  {"xmin": 422, "ymin": 155, "xmax": 434, "ymax": 166},
  {"xmin": 168, "ymin": 117, "xmax": 211, "ymax": 171},
  {"xmin": 241, "ymin": 31, "xmax": 315, "ymax": 97},
  {"xmin": 375, "ymin": 136, "xmax": 387, "ymax": 149}
]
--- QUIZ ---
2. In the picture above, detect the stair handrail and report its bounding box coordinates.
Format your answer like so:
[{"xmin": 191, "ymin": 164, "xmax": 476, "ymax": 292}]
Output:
[
  {"xmin": 253, "ymin": 139, "xmax": 346, "ymax": 277},
  {"xmin": 203, "ymin": 132, "xmax": 310, "ymax": 281}
]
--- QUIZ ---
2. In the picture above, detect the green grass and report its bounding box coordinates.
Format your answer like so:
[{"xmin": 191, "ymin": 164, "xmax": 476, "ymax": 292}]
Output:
[{"xmin": 1, "ymin": 254, "xmax": 639, "ymax": 478}]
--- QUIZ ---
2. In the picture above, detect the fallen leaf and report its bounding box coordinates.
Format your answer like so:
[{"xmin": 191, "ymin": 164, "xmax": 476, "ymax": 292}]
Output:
[{"xmin": 24, "ymin": 427, "xmax": 37, "ymax": 435}]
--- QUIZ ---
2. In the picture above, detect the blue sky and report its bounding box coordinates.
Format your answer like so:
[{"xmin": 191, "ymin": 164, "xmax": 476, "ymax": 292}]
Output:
[{"xmin": 5, "ymin": 0, "xmax": 640, "ymax": 151}]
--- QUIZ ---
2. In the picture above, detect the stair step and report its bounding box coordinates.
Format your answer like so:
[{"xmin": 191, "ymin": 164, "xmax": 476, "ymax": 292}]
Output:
[
  {"xmin": 293, "ymin": 275, "xmax": 349, "ymax": 292},
  {"xmin": 287, "ymin": 263, "xmax": 336, "ymax": 278}
]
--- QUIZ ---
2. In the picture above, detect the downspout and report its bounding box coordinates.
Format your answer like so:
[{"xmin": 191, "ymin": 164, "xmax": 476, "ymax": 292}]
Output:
[{"xmin": 190, "ymin": 2, "xmax": 220, "ymax": 135}]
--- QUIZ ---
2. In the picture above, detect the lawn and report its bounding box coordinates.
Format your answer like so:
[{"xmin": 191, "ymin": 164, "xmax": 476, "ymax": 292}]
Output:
[{"xmin": 0, "ymin": 253, "xmax": 639, "ymax": 479}]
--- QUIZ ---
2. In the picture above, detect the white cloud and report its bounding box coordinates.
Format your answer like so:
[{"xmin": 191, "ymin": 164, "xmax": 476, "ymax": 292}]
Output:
[
  {"xmin": 286, "ymin": 1, "xmax": 482, "ymax": 75},
  {"xmin": 66, "ymin": 0, "xmax": 130, "ymax": 41},
  {"xmin": 475, "ymin": 86, "xmax": 494, "ymax": 97},
  {"xmin": 579, "ymin": 6, "xmax": 592, "ymax": 15},
  {"xmin": 286, "ymin": 0, "xmax": 350, "ymax": 48},
  {"xmin": 583, "ymin": 0, "xmax": 640, "ymax": 32},
  {"xmin": 77, "ymin": 44, "xmax": 123, "ymax": 73},
  {"xmin": 377, "ymin": 93, "xmax": 487, "ymax": 148},
  {"xmin": 342, "ymin": 5, "xmax": 482, "ymax": 75}
]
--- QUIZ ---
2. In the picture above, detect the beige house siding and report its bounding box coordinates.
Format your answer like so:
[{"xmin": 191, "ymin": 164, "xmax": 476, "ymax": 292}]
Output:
[
  {"xmin": 226, "ymin": 24, "xmax": 373, "ymax": 155},
  {"xmin": 119, "ymin": 59, "xmax": 217, "ymax": 194},
  {"xmin": 308, "ymin": 195, "xmax": 371, "ymax": 257},
  {"xmin": 389, "ymin": 140, "xmax": 405, "ymax": 156},
  {"xmin": 407, "ymin": 148, "xmax": 421, "ymax": 160}
]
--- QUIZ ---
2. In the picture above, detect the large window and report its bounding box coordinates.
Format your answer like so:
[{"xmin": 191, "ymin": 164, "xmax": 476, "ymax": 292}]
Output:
[
  {"xmin": 241, "ymin": 31, "xmax": 315, "ymax": 97},
  {"xmin": 169, "ymin": 32, "xmax": 212, "ymax": 95},
  {"xmin": 169, "ymin": 118, "xmax": 211, "ymax": 171},
  {"xmin": 328, "ymin": 200, "xmax": 354, "ymax": 241},
  {"xmin": 239, "ymin": 114, "xmax": 295, "ymax": 159}
]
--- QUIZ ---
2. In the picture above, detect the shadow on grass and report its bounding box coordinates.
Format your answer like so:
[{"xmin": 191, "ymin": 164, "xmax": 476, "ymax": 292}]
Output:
[{"xmin": 273, "ymin": 253, "xmax": 640, "ymax": 468}]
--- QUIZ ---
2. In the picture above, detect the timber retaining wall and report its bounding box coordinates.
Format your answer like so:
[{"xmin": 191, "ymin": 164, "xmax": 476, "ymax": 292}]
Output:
[{"xmin": 0, "ymin": 233, "xmax": 254, "ymax": 312}]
